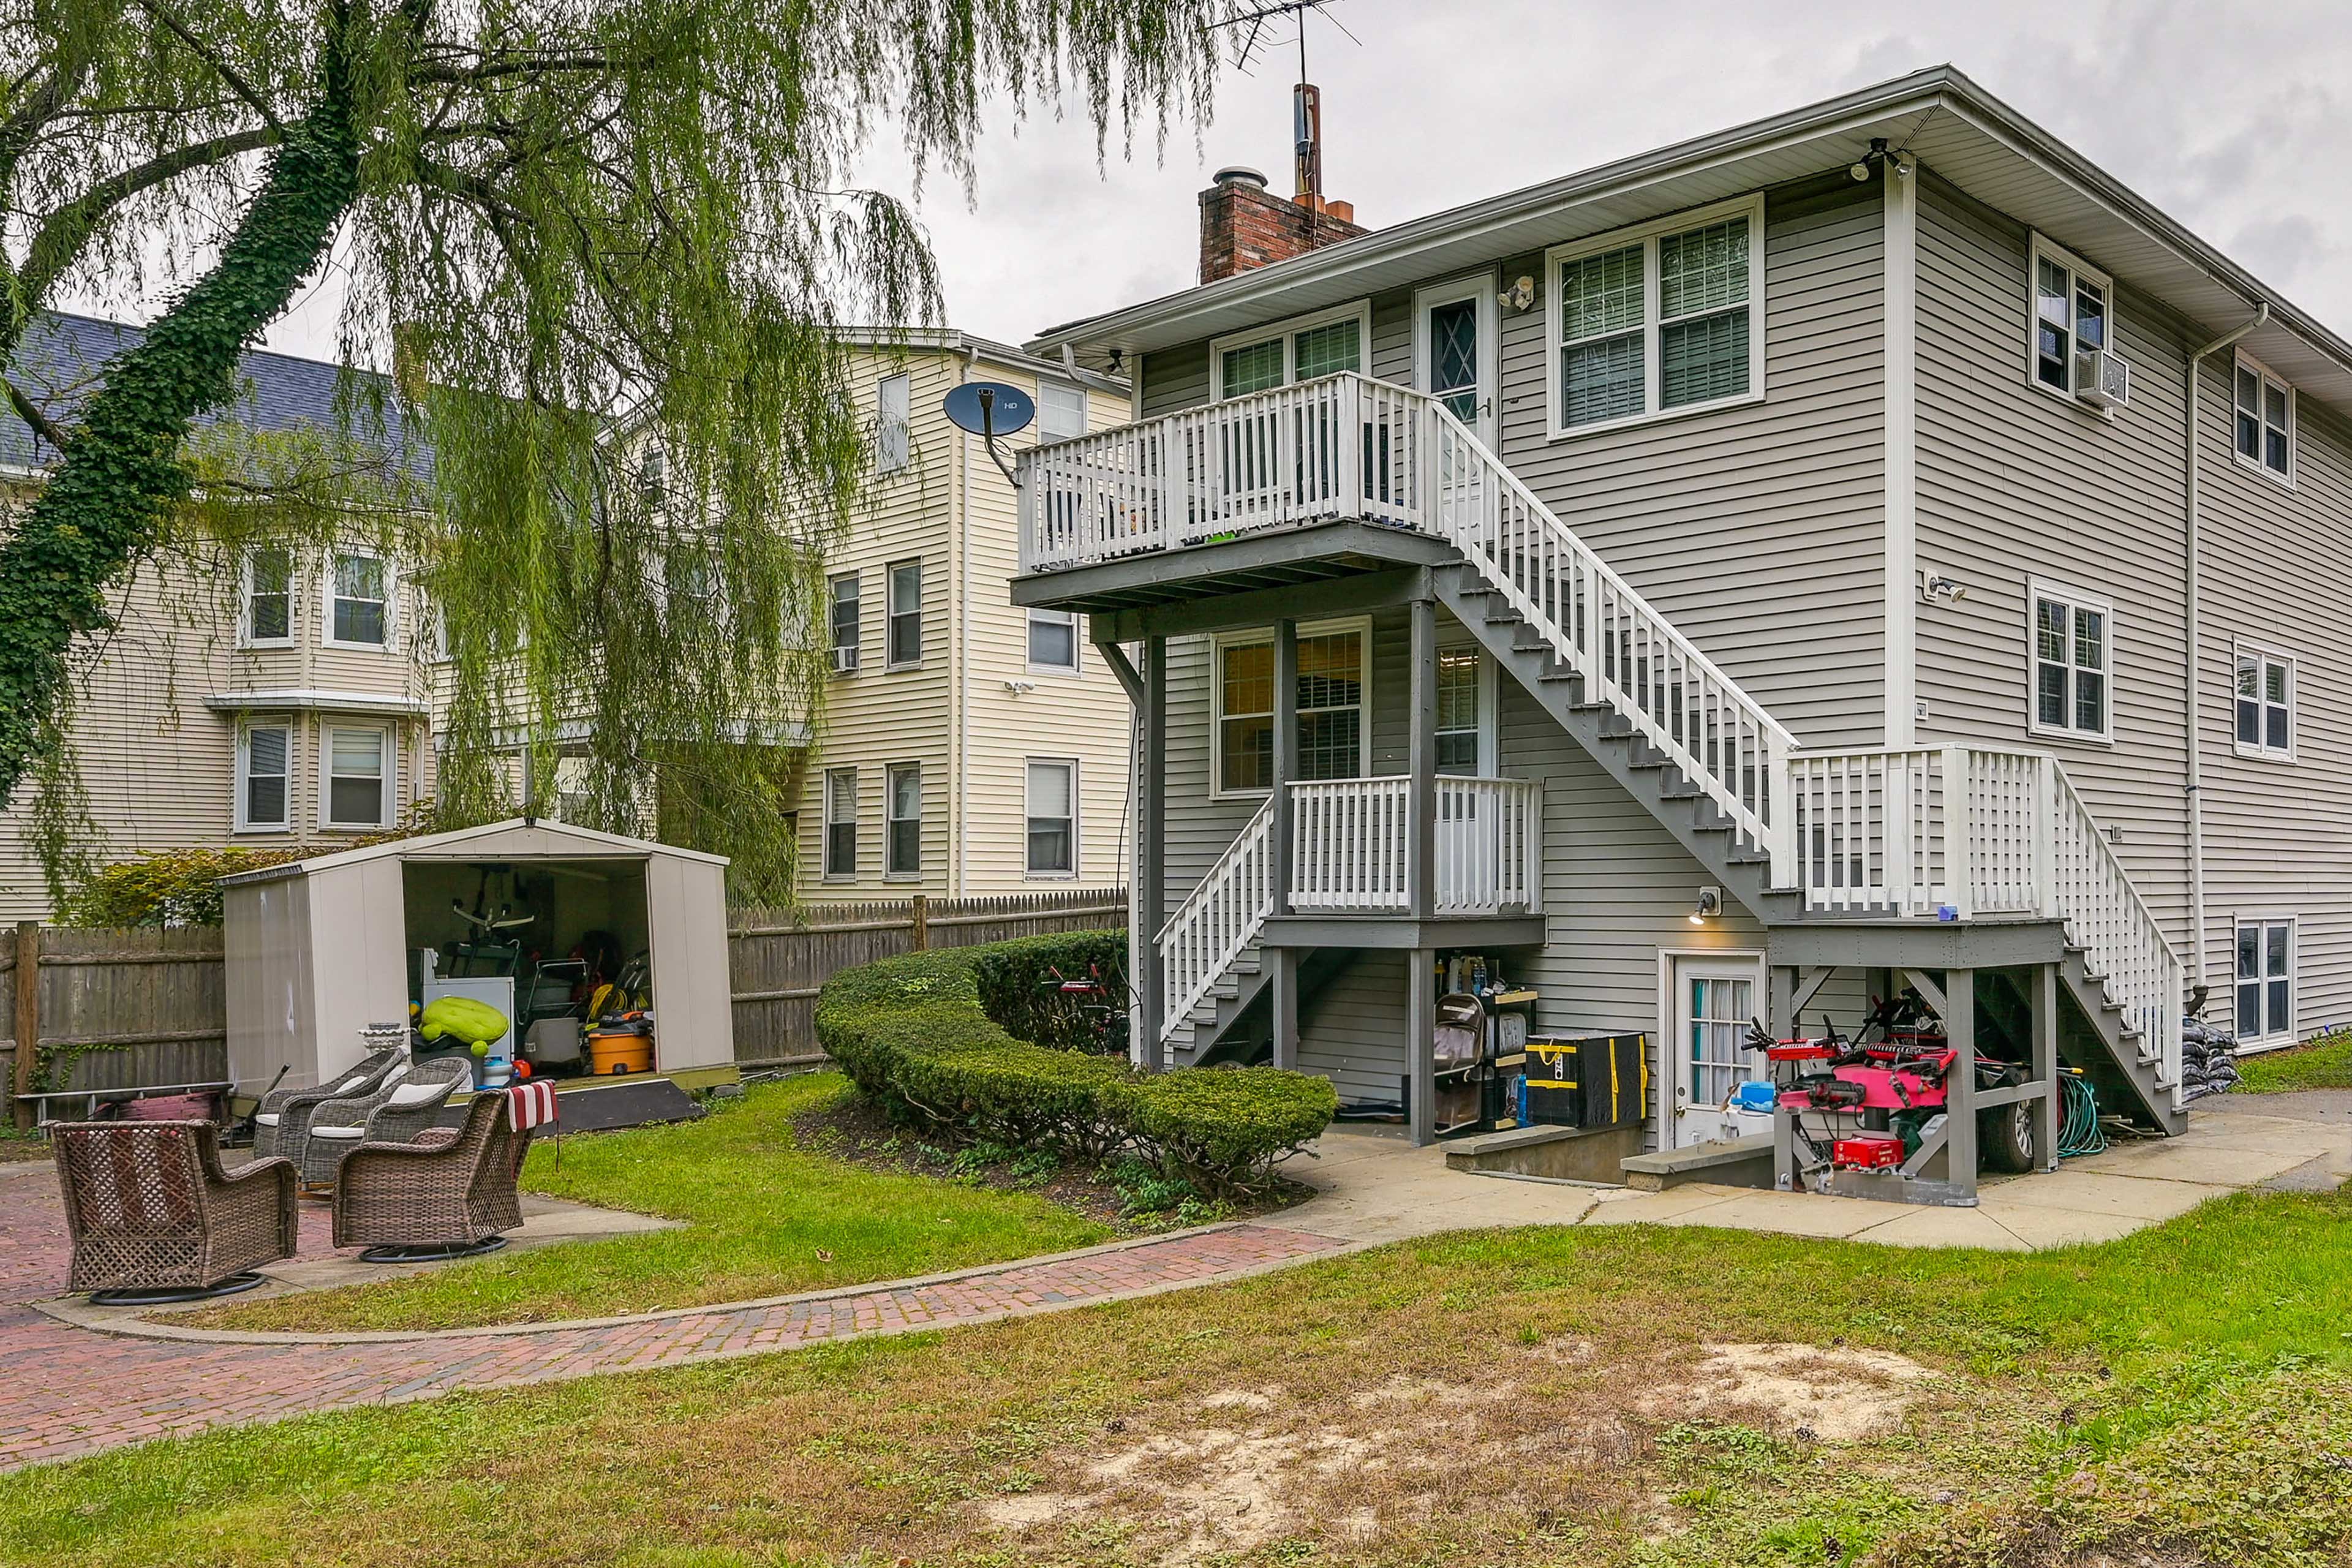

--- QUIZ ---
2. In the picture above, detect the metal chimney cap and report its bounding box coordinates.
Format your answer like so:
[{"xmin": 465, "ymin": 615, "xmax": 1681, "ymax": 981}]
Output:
[{"xmin": 1212, "ymin": 165, "xmax": 1269, "ymax": 189}]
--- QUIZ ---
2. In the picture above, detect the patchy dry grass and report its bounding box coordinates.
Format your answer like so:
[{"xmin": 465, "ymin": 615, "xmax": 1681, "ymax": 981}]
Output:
[{"xmin": 6, "ymin": 1186, "xmax": 2351, "ymax": 1567}]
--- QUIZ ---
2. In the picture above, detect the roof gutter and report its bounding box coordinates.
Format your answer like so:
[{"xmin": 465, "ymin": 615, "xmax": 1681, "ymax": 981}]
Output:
[{"xmin": 2184, "ymin": 300, "xmax": 2269, "ymax": 990}]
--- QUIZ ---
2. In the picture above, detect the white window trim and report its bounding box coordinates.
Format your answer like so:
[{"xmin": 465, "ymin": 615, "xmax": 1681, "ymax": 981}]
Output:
[
  {"xmin": 821, "ymin": 765, "xmax": 858, "ymax": 881},
  {"xmin": 2026, "ymin": 578, "xmax": 2116, "ymax": 745},
  {"xmin": 238, "ymin": 548, "xmax": 296, "ymax": 650},
  {"xmin": 1544, "ymin": 192, "xmax": 1768, "ymax": 441},
  {"xmin": 1434, "ymin": 641, "xmax": 1500, "ymax": 777},
  {"xmin": 1036, "ymin": 380, "xmax": 1090, "ymax": 445},
  {"xmin": 322, "ymin": 551, "xmax": 397, "ymax": 653},
  {"xmin": 875, "ymin": 372, "xmax": 912, "ymax": 476},
  {"xmin": 318, "ymin": 720, "xmax": 394, "ymax": 831},
  {"xmin": 2234, "ymin": 916, "xmax": 2297, "ymax": 1047},
  {"xmin": 1412, "ymin": 271, "xmax": 1500, "ymax": 445},
  {"xmin": 1210, "ymin": 616, "xmax": 1373, "ymax": 801},
  {"xmin": 1026, "ymin": 607, "xmax": 1083, "ymax": 676},
  {"xmin": 884, "ymin": 558, "xmax": 923, "ymax": 671},
  {"xmin": 2231, "ymin": 350, "xmax": 2297, "ymax": 488},
  {"xmin": 883, "ymin": 761, "xmax": 922, "ymax": 880},
  {"xmin": 2026, "ymin": 233, "xmax": 2116, "ymax": 412},
  {"xmin": 2231, "ymin": 639, "xmax": 2296, "ymax": 763},
  {"xmin": 828, "ymin": 570, "xmax": 862, "ymax": 676},
  {"xmin": 233, "ymin": 719, "xmax": 293, "ymax": 833},
  {"xmin": 1023, "ymin": 756, "xmax": 1081, "ymax": 880},
  {"xmin": 1208, "ymin": 299, "xmax": 1373, "ymax": 399}
]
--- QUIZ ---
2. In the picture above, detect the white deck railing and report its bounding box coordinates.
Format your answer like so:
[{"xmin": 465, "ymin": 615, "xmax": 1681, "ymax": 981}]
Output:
[
  {"xmin": 1792, "ymin": 744, "xmax": 2182, "ymax": 1096},
  {"xmin": 1156, "ymin": 796, "xmax": 1276, "ymax": 1047},
  {"xmin": 1027, "ymin": 372, "xmax": 1794, "ymax": 880},
  {"xmin": 1286, "ymin": 775, "xmax": 1542, "ymax": 914}
]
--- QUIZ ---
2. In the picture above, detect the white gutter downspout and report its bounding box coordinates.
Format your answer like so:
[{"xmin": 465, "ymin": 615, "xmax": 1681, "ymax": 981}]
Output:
[
  {"xmin": 2184, "ymin": 301, "xmax": 2268, "ymax": 988},
  {"xmin": 955, "ymin": 339, "xmax": 978, "ymax": 898}
]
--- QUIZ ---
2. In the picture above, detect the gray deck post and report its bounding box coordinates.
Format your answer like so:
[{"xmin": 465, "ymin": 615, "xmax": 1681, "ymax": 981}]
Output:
[
  {"xmin": 1268, "ymin": 619, "xmax": 1300, "ymax": 1070},
  {"xmin": 1271, "ymin": 947, "xmax": 1300, "ymax": 1070},
  {"xmin": 2033, "ymin": 960, "xmax": 2061, "ymax": 1172},
  {"xmin": 1137, "ymin": 635, "xmax": 1168, "ymax": 1072},
  {"xmin": 1408, "ymin": 944, "xmax": 1436, "ymax": 1145},
  {"xmin": 1408, "ymin": 594, "xmax": 1438, "ymax": 918},
  {"xmin": 1944, "ymin": 968, "xmax": 1977, "ymax": 1195}
]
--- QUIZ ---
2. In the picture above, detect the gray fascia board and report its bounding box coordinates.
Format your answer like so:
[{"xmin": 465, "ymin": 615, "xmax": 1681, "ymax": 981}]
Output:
[
  {"xmin": 1765, "ymin": 918, "xmax": 2066, "ymax": 971},
  {"xmin": 1010, "ymin": 522, "xmax": 1455, "ymax": 611}
]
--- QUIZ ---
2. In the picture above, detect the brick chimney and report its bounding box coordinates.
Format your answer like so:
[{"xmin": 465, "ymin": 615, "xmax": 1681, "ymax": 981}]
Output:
[{"xmin": 1197, "ymin": 167, "xmax": 1366, "ymax": 285}]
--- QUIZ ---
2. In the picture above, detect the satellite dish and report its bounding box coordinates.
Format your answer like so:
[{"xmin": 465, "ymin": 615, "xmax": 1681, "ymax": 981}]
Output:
[{"xmin": 943, "ymin": 381, "xmax": 1035, "ymax": 438}]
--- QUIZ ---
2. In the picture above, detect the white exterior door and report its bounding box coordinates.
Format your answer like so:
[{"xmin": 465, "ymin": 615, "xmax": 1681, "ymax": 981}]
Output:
[
  {"xmin": 1667, "ymin": 954, "xmax": 1767, "ymax": 1148},
  {"xmin": 1415, "ymin": 275, "xmax": 1498, "ymax": 446}
]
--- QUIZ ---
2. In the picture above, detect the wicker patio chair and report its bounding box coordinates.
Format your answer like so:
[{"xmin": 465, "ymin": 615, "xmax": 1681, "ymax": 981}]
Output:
[
  {"xmin": 298, "ymin": 1056, "xmax": 475, "ymax": 1189},
  {"xmin": 252, "ymin": 1046, "xmax": 404, "ymax": 1161},
  {"xmin": 51, "ymin": 1121, "xmax": 298, "ymax": 1303},
  {"xmin": 330, "ymin": 1093, "xmax": 524, "ymax": 1261}
]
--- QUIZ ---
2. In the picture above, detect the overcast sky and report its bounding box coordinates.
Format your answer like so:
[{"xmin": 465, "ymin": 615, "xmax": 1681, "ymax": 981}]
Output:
[{"xmin": 110, "ymin": 0, "xmax": 2352, "ymax": 366}]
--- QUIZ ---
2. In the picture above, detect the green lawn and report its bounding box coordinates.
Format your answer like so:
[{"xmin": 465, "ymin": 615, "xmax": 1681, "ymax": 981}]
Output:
[
  {"xmin": 2236, "ymin": 1028, "xmax": 2352, "ymax": 1093},
  {"xmin": 192, "ymin": 1074, "xmax": 1113, "ymax": 1332},
  {"xmin": 14, "ymin": 1182, "xmax": 2351, "ymax": 1567}
]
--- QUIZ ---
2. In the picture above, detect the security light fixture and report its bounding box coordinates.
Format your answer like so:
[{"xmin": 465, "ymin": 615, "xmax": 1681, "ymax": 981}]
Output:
[
  {"xmin": 1689, "ymin": 886, "xmax": 1722, "ymax": 925},
  {"xmin": 1922, "ymin": 573, "xmax": 1969, "ymax": 604}
]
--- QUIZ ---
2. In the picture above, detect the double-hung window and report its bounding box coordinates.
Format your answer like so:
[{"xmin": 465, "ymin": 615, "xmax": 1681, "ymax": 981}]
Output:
[
  {"xmin": 236, "ymin": 723, "xmax": 291, "ymax": 831},
  {"xmin": 1038, "ymin": 381, "xmax": 1088, "ymax": 442},
  {"xmin": 2029, "ymin": 236, "xmax": 2111, "ymax": 401},
  {"xmin": 2236, "ymin": 918, "xmax": 2294, "ymax": 1044},
  {"xmin": 323, "ymin": 725, "xmax": 391, "ymax": 829},
  {"xmin": 244, "ymin": 549, "xmax": 293, "ymax": 646},
  {"xmin": 1212, "ymin": 621, "xmax": 1368, "ymax": 794},
  {"xmin": 2234, "ymin": 354, "xmax": 2294, "ymax": 483},
  {"xmin": 328, "ymin": 552, "xmax": 391, "ymax": 649},
  {"xmin": 885, "ymin": 763, "xmax": 921, "ymax": 876},
  {"xmin": 1025, "ymin": 759, "xmax": 1077, "ymax": 876},
  {"xmin": 829, "ymin": 572, "xmax": 861, "ymax": 674},
  {"xmin": 1436, "ymin": 650, "xmax": 1486, "ymax": 775},
  {"xmin": 822, "ymin": 767, "xmax": 858, "ymax": 878},
  {"xmin": 886, "ymin": 559, "xmax": 922, "ymax": 668},
  {"xmin": 2234, "ymin": 644, "xmax": 2294, "ymax": 760},
  {"xmin": 1209, "ymin": 302, "xmax": 1368, "ymax": 398},
  {"xmin": 875, "ymin": 372, "xmax": 911, "ymax": 474},
  {"xmin": 1028, "ymin": 608, "xmax": 1078, "ymax": 671},
  {"xmin": 1548, "ymin": 195, "xmax": 1763, "ymax": 434},
  {"xmin": 2029, "ymin": 582, "xmax": 2111, "ymax": 742}
]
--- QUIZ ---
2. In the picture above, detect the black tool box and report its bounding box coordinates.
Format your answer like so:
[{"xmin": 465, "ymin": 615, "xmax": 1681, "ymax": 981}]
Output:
[{"xmin": 1520, "ymin": 1034, "xmax": 1648, "ymax": 1129}]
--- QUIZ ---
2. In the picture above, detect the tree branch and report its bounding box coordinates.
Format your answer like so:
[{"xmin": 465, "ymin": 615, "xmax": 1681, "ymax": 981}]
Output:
[
  {"xmin": 129, "ymin": 0, "xmax": 285, "ymax": 132},
  {"xmin": 4, "ymin": 379, "xmax": 66, "ymax": 451},
  {"xmin": 18, "ymin": 126, "xmax": 282, "ymax": 307}
]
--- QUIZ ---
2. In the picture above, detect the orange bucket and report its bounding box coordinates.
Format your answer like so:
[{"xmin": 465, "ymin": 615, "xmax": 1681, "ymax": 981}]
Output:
[{"xmin": 585, "ymin": 1031, "xmax": 654, "ymax": 1075}]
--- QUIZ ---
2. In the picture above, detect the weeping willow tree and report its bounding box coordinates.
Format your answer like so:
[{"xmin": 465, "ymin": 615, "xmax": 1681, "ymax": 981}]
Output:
[{"xmin": 0, "ymin": 0, "xmax": 1224, "ymax": 903}]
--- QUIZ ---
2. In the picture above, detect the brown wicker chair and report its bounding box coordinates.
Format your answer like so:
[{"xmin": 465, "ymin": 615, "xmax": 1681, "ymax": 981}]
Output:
[
  {"xmin": 253, "ymin": 1046, "xmax": 404, "ymax": 1161},
  {"xmin": 330, "ymin": 1094, "xmax": 524, "ymax": 1261},
  {"xmin": 298, "ymin": 1056, "xmax": 475, "ymax": 1188},
  {"xmin": 51, "ymin": 1121, "xmax": 298, "ymax": 1303}
]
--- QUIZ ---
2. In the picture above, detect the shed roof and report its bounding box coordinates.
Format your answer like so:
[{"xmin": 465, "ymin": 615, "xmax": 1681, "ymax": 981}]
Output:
[{"xmin": 217, "ymin": 818, "xmax": 729, "ymax": 887}]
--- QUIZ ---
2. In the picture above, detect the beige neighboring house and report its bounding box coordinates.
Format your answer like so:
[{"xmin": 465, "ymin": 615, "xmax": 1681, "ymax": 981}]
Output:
[
  {"xmin": 800, "ymin": 332, "xmax": 1133, "ymax": 900},
  {"xmin": 0, "ymin": 314, "xmax": 433, "ymax": 921}
]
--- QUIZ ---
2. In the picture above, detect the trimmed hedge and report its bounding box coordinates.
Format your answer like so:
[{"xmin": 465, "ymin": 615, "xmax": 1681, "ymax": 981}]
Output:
[
  {"xmin": 817, "ymin": 943, "xmax": 1335, "ymax": 1199},
  {"xmin": 971, "ymin": 930, "xmax": 1130, "ymax": 1055}
]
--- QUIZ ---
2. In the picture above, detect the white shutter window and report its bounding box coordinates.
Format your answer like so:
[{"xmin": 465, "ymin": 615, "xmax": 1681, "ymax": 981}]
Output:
[
  {"xmin": 1025, "ymin": 760, "xmax": 1076, "ymax": 875},
  {"xmin": 245, "ymin": 549, "xmax": 293, "ymax": 644},
  {"xmin": 823, "ymin": 767, "xmax": 858, "ymax": 877},
  {"xmin": 2029, "ymin": 583, "xmax": 2112, "ymax": 742},
  {"xmin": 1210, "ymin": 303, "xmax": 1370, "ymax": 399},
  {"xmin": 328, "ymin": 552, "xmax": 390, "ymax": 647},
  {"xmin": 1027, "ymin": 608, "xmax": 1077, "ymax": 670},
  {"xmin": 2234, "ymin": 645, "xmax": 2294, "ymax": 760},
  {"xmin": 239, "ymin": 725, "xmax": 290, "ymax": 831},
  {"xmin": 886, "ymin": 763, "xmax": 921, "ymax": 876},
  {"xmin": 2233, "ymin": 354, "xmax": 2295, "ymax": 483}
]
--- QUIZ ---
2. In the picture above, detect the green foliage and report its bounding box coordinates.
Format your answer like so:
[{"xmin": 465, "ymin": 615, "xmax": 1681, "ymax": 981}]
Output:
[
  {"xmin": 971, "ymin": 929, "xmax": 1129, "ymax": 1054},
  {"xmin": 818, "ymin": 941, "xmax": 1335, "ymax": 1199},
  {"xmin": 53, "ymin": 845, "xmax": 307, "ymax": 927},
  {"xmin": 2234, "ymin": 1028, "xmax": 2352, "ymax": 1092},
  {"xmin": 0, "ymin": 0, "xmax": 1226, "ymax": 902}
]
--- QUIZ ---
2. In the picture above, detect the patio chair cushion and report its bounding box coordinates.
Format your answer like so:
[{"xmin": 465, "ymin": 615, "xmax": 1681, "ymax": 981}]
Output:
[
  {"xmin": 385, "ymin": 1082, "xmax": 448, "ymax": 1109},
  {"xmin": 310, "ymin": 1123, "xmax": 367, "ymax": 1140},
  {"xmin": 254, "ymin": 1112, "xmax": 281, "ymax": 1127}
]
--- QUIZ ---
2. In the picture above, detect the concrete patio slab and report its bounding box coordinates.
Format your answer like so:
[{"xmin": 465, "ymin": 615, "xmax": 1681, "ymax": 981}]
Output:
[
  {"xmin": 1645, "ymin": 1188, "xmax": 1898, "ymax": 1240},
  {"xmin": 1971, "ymin": 1200, "xmax": 2149, "ymax": 1249},
  {"xmin": 1578, "ymin": 1186, "xmax": 1745, "ymax": 1226},
  {"xmin": 1847, "ymin": 1205, "xmax": 2030, "ymax": 1251},
  {"xmin": 1973, "ymin": 1169, "xmax": 2234, "ymax": 1221},
  {"xmin": 2063, "ymin": 1140, "xmax": 2323, "ymax": 1188}
]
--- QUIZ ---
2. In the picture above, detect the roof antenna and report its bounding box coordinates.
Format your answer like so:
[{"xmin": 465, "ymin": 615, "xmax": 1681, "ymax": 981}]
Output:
[{"xmin": 1215, "ymin": 2, "xmax": 1359, "ymax": 244}]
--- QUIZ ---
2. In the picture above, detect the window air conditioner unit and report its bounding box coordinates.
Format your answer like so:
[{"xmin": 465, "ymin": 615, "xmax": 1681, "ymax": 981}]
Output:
[
  {"xmin": 832, "ymin": 646, "xmax": 860, "ymax": 675},
  {"xmin": 2075, "ymin": 349, "xmax": 2131, "ymax": 410}
]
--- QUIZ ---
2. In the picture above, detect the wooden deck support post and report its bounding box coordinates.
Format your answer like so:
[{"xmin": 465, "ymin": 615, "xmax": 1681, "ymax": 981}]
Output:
[
  {"xmin": 2033, "ymin": 960, "xmax": 2062, "ymax": 1172},
  {"xmin": 10, "ymin": 922, "xmax": 35, "ymax": 1131},
  {"xmin": 1271, "ymin": 948, "xmax": 1300, "ymax": 1071},
  {"xmin": 1138, "ymin": 636, "xmax": 1168, "ymax": 1072},
  {"xmin": 1944, "ymin": 968, "xmax": 1978, "ymax": 1194},
  {"xmin": 1408, "ymin": 944, "xmax": 1436, "ymax": 1147},
  {"xmin": 1269, "ymin": 619, "xmax": 1300, "ymax": 1071},
  {"xmin": 1407, "ymin": 594, "xmax": 1439, "ymax": 1147}
]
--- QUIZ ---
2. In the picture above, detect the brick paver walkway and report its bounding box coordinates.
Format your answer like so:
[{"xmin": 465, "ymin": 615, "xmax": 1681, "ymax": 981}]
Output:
[{"xmin": 0, "ymin": 1164, "xmax": 1341, "ymax": 1470}]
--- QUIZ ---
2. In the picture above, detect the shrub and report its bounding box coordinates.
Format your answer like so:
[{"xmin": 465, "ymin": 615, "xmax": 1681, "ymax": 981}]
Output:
[
  {"xmin": 971, "ymin": 930, "xmax": 1129, "ymax": 1055},
  {"xmin": 816, "ymin": 940, "xmax": 1332, "ymax": 1199},
  {"xmin": 55, "ymin": 845, "xmax": 312, "ymax": 927}
]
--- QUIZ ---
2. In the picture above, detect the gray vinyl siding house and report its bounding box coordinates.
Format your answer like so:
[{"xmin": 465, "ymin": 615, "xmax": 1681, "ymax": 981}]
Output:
[{"xmin": 1014, "ymin": 66, "xmax": 2352, "ymax": 1163}]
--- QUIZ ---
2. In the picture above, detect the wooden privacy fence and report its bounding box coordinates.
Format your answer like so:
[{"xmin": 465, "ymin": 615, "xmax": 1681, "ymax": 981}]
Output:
[
  {"xmin": 4, "ymin": 889, "xmax": 1126, "ymax": 1117},
  {"xmin": 6, "ymin": 922, "xmax": 229, "ymax": 1128},
  {"xmin": 728, "ymin": 888, "xmax": 1128, "ymax": 1068}
]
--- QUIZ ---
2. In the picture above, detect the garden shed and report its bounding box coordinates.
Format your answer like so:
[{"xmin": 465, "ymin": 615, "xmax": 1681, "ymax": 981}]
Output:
[{"xmin": 221, "ymin": 819, "xmax": 735, "ymax": 1097}]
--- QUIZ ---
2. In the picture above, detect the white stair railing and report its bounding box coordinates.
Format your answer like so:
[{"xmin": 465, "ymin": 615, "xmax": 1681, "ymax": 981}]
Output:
[
  {"xmin": 1793, "ymin": 744, "xmax": 2183, "ymax": 1101},
  {"xmin": 1435, "ymin": 777, "xmax": 1543, "ymax": 914},
  {"xmin": 1288, "ymin": 778, "xmax": 1410, "ymax": 911},
  {"xmin": 1156, "ymin": 796, "xmax": 1276, "ymax": 1046}
]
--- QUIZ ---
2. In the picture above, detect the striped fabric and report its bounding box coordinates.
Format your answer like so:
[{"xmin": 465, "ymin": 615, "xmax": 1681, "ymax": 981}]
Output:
[{"xmin": 505, "ymin": 1080, "xmax": 559, "ymax": 1131}]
